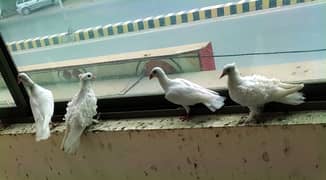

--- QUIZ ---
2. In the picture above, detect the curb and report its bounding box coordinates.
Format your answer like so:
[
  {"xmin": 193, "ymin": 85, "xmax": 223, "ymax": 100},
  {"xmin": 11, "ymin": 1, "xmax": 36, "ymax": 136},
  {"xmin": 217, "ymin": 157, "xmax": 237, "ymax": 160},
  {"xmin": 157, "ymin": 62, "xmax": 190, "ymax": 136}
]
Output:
[{"xmin": 7, "ymin": 0, "xmax": 315, "ymax": 52}]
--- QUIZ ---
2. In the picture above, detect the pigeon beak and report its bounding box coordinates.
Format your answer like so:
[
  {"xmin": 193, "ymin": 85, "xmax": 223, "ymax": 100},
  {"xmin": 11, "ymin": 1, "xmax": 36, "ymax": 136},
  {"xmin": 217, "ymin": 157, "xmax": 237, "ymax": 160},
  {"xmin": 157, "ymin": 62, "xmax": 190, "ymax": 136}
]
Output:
[
  {"xmin": 92, "ymin": 75, "xmax": 96, "ymax": 80},
  {"xmin": 149, "ymin": 74, "xmax": 153, "ymax": 80},
  {"xmin": 219, "ymin": 72, "xmax": 226, "ymax": 79}
]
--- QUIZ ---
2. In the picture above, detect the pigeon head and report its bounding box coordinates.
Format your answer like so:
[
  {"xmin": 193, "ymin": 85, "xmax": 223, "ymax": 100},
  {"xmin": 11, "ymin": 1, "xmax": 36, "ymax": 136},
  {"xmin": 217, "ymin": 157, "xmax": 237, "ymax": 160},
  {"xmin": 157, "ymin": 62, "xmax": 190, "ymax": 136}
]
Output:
[
  {"xmin": 219, "ymin": 63, "xmax": 236, "ymax": 79},
  {"xmin": 149, "ymin": 67, "xmax": 165, "ymax": 80},
  {"xmin": 17, "ymin": 73, "xmax": 33, "ymax": 85},
  {"xmin": 79, "ymin": 72, "xmax": 96, "ymax": 81}
]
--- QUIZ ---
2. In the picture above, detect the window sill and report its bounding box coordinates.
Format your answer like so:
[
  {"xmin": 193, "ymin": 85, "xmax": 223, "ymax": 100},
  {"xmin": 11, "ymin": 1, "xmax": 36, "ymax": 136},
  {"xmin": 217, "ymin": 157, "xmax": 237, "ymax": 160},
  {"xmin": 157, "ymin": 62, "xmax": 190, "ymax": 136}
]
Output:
[
  {"xmin": 1, "ymin": 110, "xmax": 326, "ymax": 135},
  {"xmin": 0, "ymin": 110, "xmax": 325, "ymax": 179}
]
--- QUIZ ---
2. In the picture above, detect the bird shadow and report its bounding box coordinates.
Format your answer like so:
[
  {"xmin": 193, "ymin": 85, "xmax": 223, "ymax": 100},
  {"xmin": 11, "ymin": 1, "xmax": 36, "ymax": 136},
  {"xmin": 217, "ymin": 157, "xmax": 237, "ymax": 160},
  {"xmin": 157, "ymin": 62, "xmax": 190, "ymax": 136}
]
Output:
[
  {"xmin": 186, "ymin": 116, "xmax": 211, "ymax": 125},
  {"xmin": 237, "ymin": 111, "xmax": 293, "ymax": 126}
]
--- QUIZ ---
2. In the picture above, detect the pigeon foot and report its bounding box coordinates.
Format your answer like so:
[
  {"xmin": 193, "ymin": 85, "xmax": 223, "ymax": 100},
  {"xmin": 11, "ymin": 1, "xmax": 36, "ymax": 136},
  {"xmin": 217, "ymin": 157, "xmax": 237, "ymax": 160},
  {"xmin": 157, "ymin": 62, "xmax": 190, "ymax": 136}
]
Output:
[
  {"xmin": 179, "ymin": 114, "xmax": 190, "ymax": 121},
  {"xmin": 92, "ymin": 119, "xmax": 100, "ymax": 124}
]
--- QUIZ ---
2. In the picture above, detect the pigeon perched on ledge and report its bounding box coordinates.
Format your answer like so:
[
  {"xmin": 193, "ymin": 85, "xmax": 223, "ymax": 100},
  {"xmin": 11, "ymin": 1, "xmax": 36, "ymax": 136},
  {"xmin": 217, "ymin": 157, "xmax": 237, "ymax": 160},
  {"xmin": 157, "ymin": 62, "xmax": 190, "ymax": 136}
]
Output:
[
  {"xmin": 220, "ymin": 63, "xmax": 305, "ymax": 124},
  {"xmin": 61, "ymin": 72, "xmax": 97, "ymax": 154},
  {"xmin": 18, "ymin": 73, "xmax": 54, "ymax": 141},
  {"xmin": 149, "ymin": 67, "xmax": 225, "ymax": 121}
]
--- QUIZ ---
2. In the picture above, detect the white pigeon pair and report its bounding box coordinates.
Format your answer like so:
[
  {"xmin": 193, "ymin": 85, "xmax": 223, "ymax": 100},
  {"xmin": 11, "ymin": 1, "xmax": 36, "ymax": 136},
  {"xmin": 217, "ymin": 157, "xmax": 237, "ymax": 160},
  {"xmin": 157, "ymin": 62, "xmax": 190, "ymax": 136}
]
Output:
[
  {"xmin": 149, "ymin": 64, "xmax": 304, "ymax": 123},
  {"xmin": 18, "ymin": 72, "xmax": 97, "ymax": 155}
]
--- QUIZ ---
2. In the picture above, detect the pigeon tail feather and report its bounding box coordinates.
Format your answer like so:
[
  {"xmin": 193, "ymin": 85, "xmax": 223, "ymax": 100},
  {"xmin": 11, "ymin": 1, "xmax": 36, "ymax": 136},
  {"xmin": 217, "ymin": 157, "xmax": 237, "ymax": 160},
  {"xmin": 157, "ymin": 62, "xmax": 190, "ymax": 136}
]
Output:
[
  {"xmin": 63, "ymin": 137, "xmax": 81, "ymax": 154},
  {"xmin": 204, "ymin": 96, "xmax": 225, "ymax": 112},
  {"xmin": 61, "ymin": 126, "xmax": 85, "ymax": 154},
  {"xmin": 276, "ymin": 92, "xmax": 305, "ymax": 105},
  {"xmin": 275, "ymin": 84, "xmax": 304, "ymax": 98},
  {"xmin": 279, "ymin": 82, "xmax": 302, "ymax": 89},
  {"xmin": 35, "ymin": 118, "xmax": 50, "ymax": 141}
]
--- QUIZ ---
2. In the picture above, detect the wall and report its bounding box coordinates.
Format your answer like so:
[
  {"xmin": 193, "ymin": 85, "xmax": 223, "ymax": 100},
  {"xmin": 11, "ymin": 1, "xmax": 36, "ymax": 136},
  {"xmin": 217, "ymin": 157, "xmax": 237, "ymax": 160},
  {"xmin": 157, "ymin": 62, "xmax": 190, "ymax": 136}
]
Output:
[
  {"xmin": 0, "ymin": 1, "xmax": 16, "ymax": 13},
  {"xmin": 0, "ymin": 111, "xmax": 326, "ymax": 179}
]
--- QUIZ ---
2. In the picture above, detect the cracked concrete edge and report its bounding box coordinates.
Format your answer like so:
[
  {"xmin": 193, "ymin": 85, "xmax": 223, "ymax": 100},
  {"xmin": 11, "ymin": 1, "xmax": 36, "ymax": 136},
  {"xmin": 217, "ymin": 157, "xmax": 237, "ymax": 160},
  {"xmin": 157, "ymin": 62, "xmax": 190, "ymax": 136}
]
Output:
[{"xmin": 1, "ymin": 110, "xmax": 326, "ymax": 136}]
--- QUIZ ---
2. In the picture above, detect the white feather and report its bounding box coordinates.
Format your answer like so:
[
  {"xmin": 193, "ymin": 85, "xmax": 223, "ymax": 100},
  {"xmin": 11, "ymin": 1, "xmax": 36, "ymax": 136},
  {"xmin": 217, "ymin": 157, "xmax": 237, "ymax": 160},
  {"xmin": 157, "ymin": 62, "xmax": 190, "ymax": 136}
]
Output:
[
  {"xmin": 30, "ymin": 86, "xmax": 54, "ymax": 141},
  {"xmin": 60, "ymin": 72, "xmax": 97, "ymax": 154},
  {"xmin": 18, "ymin": 73, "xmax": 54, "ymax": 141},
  {"xmin": 222, "ymin": 63, "xmax": 305, "ymax": 123},
  {"xmin": 150, "ymin": 67, "xmax": 225, "ymax": 115}
]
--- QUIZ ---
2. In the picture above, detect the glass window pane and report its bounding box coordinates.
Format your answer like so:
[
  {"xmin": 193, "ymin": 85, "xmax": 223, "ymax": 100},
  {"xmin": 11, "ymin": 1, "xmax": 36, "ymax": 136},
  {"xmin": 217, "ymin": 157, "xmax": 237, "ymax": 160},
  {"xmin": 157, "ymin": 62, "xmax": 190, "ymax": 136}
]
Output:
[
  {"xmin": 17, "ymin": 43, "xmax": 215, "ymax": 101},
  {"xmin": 0, "ymin": 0, "xmax": 325, "ymax": 101},
  {"xmin": 0, "ymin": 75, "xmax": 15, "ymax": 107}
]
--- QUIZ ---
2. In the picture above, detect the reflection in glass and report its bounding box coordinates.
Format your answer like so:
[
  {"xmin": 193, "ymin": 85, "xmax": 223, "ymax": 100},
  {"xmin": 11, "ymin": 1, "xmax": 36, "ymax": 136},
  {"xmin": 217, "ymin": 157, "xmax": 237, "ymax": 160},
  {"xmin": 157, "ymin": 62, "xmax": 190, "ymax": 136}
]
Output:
[
  {"xmin": 0, "ymin": 75, "xmax": 15, "ymax": 107},
  {"xmin": 18, "ymin": 42, "xmax": 216, "ymax": 101},
  {"xmin": 0, "ymin": 0, "xmax": 325, "ymax": 102}
]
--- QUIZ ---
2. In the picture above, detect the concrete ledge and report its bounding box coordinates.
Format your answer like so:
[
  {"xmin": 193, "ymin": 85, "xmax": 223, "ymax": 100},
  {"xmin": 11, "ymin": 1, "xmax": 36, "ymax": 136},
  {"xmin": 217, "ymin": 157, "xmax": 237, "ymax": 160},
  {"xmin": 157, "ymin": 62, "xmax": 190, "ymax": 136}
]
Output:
[
  {"xmin": 6, "ymin": 0, "xmax": 316, "ymax": 52},
  {"xmin": 1, "ymin": 111, "xmax": 326, "ymax": 135},
  {"xmin": 0, "ymin": 111, "xmax": 326, "ymax": 179}
]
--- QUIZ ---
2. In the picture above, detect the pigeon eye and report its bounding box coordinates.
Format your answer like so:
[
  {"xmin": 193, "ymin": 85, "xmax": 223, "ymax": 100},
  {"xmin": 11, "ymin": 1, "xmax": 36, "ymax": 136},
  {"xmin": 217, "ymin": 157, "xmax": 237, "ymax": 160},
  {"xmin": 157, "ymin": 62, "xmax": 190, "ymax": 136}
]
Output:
[
  {"xmin": 153, "ymin": 70, "xmax": 157, "ymax": 74},
  {"xmin": 87, "ymin": 74, "xmax": 91, "ymax": 78}
]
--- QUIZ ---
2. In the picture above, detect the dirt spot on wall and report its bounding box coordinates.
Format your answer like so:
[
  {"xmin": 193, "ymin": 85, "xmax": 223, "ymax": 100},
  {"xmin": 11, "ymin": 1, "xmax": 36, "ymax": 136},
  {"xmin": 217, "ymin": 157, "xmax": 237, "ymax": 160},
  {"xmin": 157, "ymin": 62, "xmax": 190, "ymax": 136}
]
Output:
[
  {"xmin": 193, "ymin": 163, "xmax": 198, "ymax": 169},
  {"xmin": 149, "ymin": 165, "xmax": 158, "ymax": 172},
  {"xmin": 262, "ymin": 152, "xmax": 270, "ymax": 162},
  {"xmin": 187, "ymin": 157, "xmax": 192, "ymax": 165},
  {"xmin": 107, "ymin": 143, "xmax": 112, "ymax": 151},
  {"xmin": 242, "ymin": 158, "xmax": 247, "ymax": 164}
]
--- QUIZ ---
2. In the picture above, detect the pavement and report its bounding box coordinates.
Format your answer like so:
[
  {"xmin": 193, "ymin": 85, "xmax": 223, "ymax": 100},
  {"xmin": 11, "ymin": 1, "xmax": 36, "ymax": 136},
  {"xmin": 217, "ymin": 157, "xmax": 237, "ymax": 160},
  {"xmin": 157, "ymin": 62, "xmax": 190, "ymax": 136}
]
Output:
[
  {"xmin": 0, "ymin": 0, "xmax": 236, "ymax": 42},
  {"xmin": 8, "ymin": 1, "xmax": 326, "ymax": 69}
]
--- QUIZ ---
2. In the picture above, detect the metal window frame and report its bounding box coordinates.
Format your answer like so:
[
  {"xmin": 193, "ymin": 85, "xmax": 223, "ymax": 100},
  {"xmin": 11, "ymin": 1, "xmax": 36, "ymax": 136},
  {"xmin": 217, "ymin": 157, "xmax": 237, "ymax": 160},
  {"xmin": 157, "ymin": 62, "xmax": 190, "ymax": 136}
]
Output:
[
  {"xmin": 0, "ymin": 35, "xmax": 31, "ymax": 122},
  {"xmin": 1, "ymin": 34, "xmax": 326, "ymax": 124}
]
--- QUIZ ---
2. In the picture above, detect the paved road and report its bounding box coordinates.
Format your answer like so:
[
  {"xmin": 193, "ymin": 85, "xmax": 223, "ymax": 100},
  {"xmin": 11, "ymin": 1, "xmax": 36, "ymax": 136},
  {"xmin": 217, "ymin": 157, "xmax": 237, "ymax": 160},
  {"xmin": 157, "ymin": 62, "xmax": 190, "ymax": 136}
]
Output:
[
  {"xmin": 9, "ymin": 1, "xmax": 326, "ymax": 69},
  {"xmin": 0, "ymin": 0, "xmax": 236, "ymax": 42}
]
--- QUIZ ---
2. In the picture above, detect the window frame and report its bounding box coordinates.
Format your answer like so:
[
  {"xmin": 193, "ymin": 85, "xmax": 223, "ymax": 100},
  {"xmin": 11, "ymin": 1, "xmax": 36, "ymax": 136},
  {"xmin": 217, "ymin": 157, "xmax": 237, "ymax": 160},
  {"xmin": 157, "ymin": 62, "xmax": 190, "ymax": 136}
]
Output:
[
  {"xmin": 0, "ymin": 35, "xmax": 32, "ymax": 122},
  {"xmin": 1, "ymin": 34, "xmax": 326, "ymax": 124}
]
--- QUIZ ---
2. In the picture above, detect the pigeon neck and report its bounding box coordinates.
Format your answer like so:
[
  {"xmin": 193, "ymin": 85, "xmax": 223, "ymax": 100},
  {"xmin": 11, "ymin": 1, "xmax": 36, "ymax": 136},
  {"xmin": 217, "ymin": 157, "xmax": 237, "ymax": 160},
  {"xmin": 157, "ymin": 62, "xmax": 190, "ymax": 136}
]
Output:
[
  {"xmin": 22, "ymin": 79, "xmax": 35, "ymax": 91},
  {"xmin": 23, "ymin": 85, "xmax": 36, "ymax": 98},
  {"xmin": 81, "ymin": 80, "xmax": 92, "ymax": 91},
  {"xmin": 73, "ymin": 81, "xmax": 92, "ymax": 105},
  {"xmin": 228, "ymin": 70, "xmax": 241, "ymax": 84},
  {"xmin": 157, "ymin": 73, "xmax": 171, "ymax": 91}
]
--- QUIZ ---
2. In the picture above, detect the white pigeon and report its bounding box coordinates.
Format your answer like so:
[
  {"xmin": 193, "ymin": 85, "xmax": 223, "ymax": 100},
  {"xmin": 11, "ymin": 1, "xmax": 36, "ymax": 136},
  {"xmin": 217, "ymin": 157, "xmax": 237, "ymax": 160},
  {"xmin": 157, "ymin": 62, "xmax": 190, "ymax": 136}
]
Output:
[
  {"xmin": 219, "ymin": 63, "xmax": 305, "ymax": 124},
  {"xmin": 61, "ymin": 72, "xmax": 97, "ymax": 154},
  {"xmin": 17, "ymin": 73, "xmax": 54, "ymax": 141},
  {"xmin": 149, "ymin": 67, "xmax": 225, "ymax": 120}
]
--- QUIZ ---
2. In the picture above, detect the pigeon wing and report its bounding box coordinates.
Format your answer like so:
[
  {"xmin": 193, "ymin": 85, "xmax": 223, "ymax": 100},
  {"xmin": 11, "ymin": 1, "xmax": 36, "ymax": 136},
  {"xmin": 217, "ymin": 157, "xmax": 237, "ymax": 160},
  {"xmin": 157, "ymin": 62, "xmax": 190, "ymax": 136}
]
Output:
[
  {"xmin": 30, "ymin": 86, "xmax": 54, "ymax": 141},
  {"xmin": 61, "ymin": 113, "xmax": 85, "ymax": 154},
  {"xmin": 236, "ymin": 75, "xmax": 302, "ymax": 105},
  {"xmin": 165, "ymin": 78, "xmax": 222, "ymax": 106},
  {"xmin": 175, "ymin": 78, "xmax": 219, "ymax": 95},
  {"xmin": 61, "ymin": 89, "xmax": 97, "ymax": 154},
  {"xmin": 79, "ymin": 92, "xmax": 97, "ymax": 127}
]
